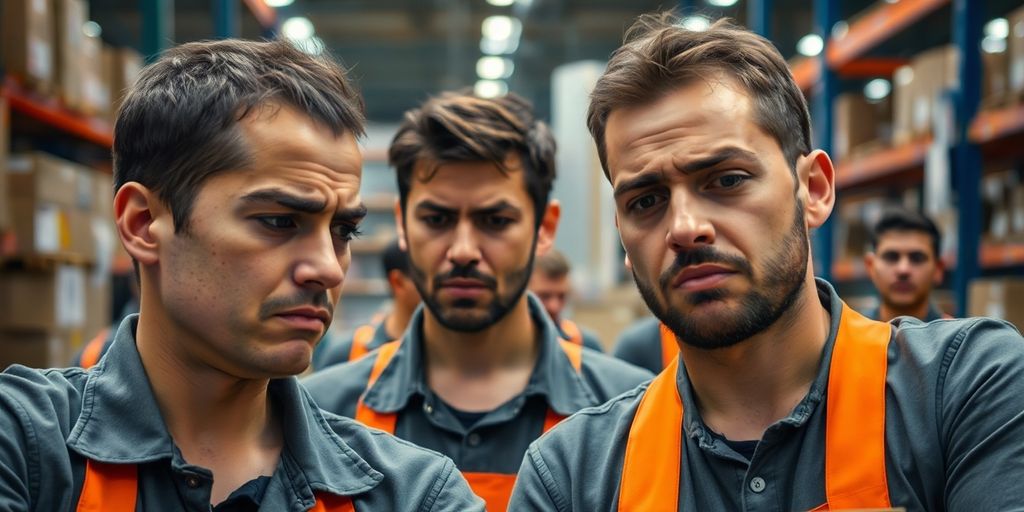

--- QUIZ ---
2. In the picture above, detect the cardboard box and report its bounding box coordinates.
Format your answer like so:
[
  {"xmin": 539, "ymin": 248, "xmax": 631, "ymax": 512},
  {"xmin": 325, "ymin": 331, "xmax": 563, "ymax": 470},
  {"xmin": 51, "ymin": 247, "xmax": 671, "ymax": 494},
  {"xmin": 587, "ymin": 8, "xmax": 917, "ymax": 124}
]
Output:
[
  {"xmin": 892, "ymin": 64, "xmax": 917, "ymax": 145},
  {"xmin": 1008, "ymin": 6, "xmax": 1024, "ymax": 100},
  {"xmin": 53, "ymin": 0, "xmax": 87, "ymax": 110},
  {"xmin": 105, "ymin": 45, "xmax": 144, "ymax": 119},
  {"xmin": 0, "ymin": 266, "xmax": 86, "ymax": 332},
  {"xmin": 968, "ymin": 278, "xmax": 1024, "ymax": 332},
  {"xmin": 0, "ymin": 329, "xmax": 79, "ymax": 369},
  {"xmin": 83, "ymin": 267, "xmax": 112, "ymax": 343},
  {"xmin": 7, "ymin": 152, "xmax": 80, "ymax": 207},
  {"xmin": 894, "ymin": 45, "xmax": 958, "ymax": 144},
  {"xmin": 833, "ymin": 93, "xmax": 890, "ymax": 160},
  {"xmin": 1, "ymin": 0, "xmax": 54, "ymax": 93},
  {"xmin": 80, "ymin": 32, "xmax": 111, "ymax": 118},
  {"xmin": 982, "ymin": 49, "xmax": 1010, "ymax": 108}
]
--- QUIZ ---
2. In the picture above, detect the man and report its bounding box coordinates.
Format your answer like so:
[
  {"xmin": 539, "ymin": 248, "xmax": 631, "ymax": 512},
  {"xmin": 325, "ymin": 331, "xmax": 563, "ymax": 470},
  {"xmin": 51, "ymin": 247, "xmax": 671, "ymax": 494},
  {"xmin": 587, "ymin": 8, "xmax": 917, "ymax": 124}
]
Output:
[
  {"xmin": 510, "ymin": 14, "xmax": 1024, "ymax": 510},
  {"xmin": 528, "ymin": 248, "xmax": 604, "ymax": 351},
  {"xmin": 0, "ymin": 39, "xmax": 480, "ymax": 511},
  {"xmin": 304, "ymin": 91, "xmax": 652, "ymax": 511},
  {"xmin": 865, "ymin": 208, "xmax": 949, "ymax": 322},
  {"xmin": 313, "ymin": 239, "xmax": 422, "ymax": 369},
  {"xmin": 611, "ymin": 316, "xmax": 676, "ymax": 375}
]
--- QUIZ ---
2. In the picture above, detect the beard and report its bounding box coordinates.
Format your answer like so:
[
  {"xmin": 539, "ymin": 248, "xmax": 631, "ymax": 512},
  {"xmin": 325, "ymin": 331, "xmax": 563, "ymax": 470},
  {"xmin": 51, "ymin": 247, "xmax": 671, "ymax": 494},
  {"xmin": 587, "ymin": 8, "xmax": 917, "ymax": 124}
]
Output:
[
  {"xmin": 407, "ymin": 237, "xmax": 537, "ymax": 333},
  {"xmin": 633, "ymin": 199, "xmax": 809, "ymax": 350}
]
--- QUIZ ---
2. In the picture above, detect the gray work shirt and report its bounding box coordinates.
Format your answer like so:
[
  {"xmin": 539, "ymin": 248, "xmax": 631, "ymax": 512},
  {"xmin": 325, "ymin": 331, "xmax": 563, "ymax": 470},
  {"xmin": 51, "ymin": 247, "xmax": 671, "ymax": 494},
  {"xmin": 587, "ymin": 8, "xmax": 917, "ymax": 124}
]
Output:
[
  {"xmin": 302, "ymin": 295, "xmax": 653, "ymax": 475},
  {"xmin": 510, "ymin": 279, "xmax": 1024, "ymax": 511},
  {"xmin": 611, "ymin": 316, "xmax": 663, "ymax": 374},
  {"xmin": 0, "ymin": 315, "xmax": 483, "ymax": 512},
  {"xmin": 313, "ymin": 320, "xmax": 393, "ymax": 370}
]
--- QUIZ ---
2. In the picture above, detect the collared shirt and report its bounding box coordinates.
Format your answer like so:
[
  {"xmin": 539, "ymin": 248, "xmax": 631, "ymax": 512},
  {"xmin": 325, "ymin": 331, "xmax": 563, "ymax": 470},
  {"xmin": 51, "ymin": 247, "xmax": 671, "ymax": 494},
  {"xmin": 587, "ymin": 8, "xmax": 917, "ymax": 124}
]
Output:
[
  {"xmin": 611, "ymin": 316, "xmax": 663, "ymax": 374},
  {"xmin": 0, "ymin": 315, "xmax": 483, "ymax": 511},
  {"xmin": 302, "ymin": 295, "xmax": 653, "ymax": 476},
  {"xmin": 313, "ymin": 320, "xmax": 394, "ymax": 371},
  {"xmin": 510, "ymin": 279, "xmax": 1024, "ymax": 511},
  {"xmin": 867, "ymin": 303, "xmax": 948, "ymax": 323},
  {"xmin": 555, "ymin": 320, "xmax": 605, "ymax": 352}
]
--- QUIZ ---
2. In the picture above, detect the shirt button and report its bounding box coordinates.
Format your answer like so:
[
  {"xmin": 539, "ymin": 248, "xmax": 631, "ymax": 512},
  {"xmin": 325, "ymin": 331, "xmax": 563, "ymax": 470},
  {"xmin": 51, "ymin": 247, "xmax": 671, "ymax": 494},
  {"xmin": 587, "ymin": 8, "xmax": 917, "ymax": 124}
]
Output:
[
  {"xmin": 424, "ymin": 403, "xmax": 434, "ymax": 414},
  {"xmin": 185, "ymin": 476, "xmax": 201, "ymax": 489},
  {"xmin": 749, "ymin": 476, "xmax": 766, "ymax": 493},
  {"xmin": 467, "ymin": 433, "xmax": 481, "ymax": 446}
]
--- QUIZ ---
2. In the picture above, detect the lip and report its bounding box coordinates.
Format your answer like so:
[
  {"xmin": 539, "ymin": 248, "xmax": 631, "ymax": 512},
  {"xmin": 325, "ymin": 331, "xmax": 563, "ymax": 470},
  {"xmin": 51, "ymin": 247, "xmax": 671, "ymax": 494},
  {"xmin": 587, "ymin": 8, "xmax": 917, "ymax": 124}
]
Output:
[
  {"xmin": 440, "ymin": 277, "xmax": 489, "ymax": 288},
  {"xmin": 274, "ymin": 307, "xmax": 330, "ymax": 331},
  {"xmin": 671, "ymin": 264, "xmax": 737, "ymax": 292},
  {"xmin": 890, "ymin": 283, "xmax": 916, "ymax": 293}
]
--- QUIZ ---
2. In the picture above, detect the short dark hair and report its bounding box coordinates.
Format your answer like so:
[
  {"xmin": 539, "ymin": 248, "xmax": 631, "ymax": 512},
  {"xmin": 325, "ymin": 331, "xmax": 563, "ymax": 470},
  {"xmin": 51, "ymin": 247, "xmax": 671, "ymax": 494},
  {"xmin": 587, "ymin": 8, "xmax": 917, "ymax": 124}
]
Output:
[
  {"xmin": 535, "ymin": 249, "xmax": 570, "ymax": 279},
  {"xmin": 388, "ymin": 91, "xmax": 556, "ymax": 226},
  {"xmin": 587, "ymin": 13, "xmax": 811, "ymax": 179},
  {"xmin": 871, "ymin": 208, "xmax": 942, "ymax": 258},
  {"xmin": 114, "ymin": 38, "xmax": 365, "ymax": 233},
  {"xmin": 382, "ymin": 239, "xmax": 409, "ymax": 276}
]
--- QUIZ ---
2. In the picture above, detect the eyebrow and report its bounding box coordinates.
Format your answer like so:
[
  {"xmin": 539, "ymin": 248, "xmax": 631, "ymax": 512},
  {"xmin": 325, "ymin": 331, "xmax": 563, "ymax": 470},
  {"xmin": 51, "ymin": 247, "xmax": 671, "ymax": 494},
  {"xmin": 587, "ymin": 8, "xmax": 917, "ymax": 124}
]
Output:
[
  {"xmin": 240, "ymin": 188, "xmax": 367, "ymax": 223},
  {"xmin": 612, "ymin": 146, "xmax": 760, "ymax": 201},
  {"xmin": 414, "ymin": 199, "xmax": 520, "ymax": 216}
]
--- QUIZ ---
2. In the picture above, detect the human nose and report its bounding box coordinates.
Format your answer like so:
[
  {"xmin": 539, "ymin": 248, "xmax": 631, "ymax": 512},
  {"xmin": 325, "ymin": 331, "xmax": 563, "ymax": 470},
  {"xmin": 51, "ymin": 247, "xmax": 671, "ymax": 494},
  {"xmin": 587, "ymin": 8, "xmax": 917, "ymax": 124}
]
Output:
[
  {"xmin": 294, "ymin": 230, "xmax": 345, "ymax": 290},
  {"xmin": 666, "ymin": 190, "xmax": 715, "ymax": 252}
]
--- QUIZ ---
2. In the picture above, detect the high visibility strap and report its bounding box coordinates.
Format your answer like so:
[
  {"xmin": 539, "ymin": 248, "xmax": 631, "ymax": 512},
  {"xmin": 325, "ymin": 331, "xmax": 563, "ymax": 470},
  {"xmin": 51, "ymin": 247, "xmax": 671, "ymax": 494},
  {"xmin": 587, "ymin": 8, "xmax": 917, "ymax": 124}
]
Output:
[
  {"xmin": 80, "ymin": 328, "xmax": 110, "ymax": 369},
  {"xmin": 618, "ymin": 356, "xmax": 683, "ymax": 512},
  {"xmin": 659, "ymin": 323, "xmax": 679, "ymax": 371},
  {"xmin": 78, "ymin": 459, "xmax": 353, "ymax": 511},
  {"xmin": 348, "ymin": 325, "xmax": 378, "ymax": 361},
  {"xmin": 557, "ymin": 339, "xmax": 583, "ymax": 373},
  {"xmin": 825, "ymin": 304, "xmax": 893, "ymax": 509},
  {"xmin": 77, "ymin": 459, "xmax": 138, "ymax": 512},
  {"xmin": 354, "ymin": 341, "xmax": 402, "ymax": 433},
  {"xmin": 559, "ymin": 319, "xmax": 583, "ymax": 346},
  {"xmin": 463, "ymin": 472, "xmax": 518, "ymax": 512}
]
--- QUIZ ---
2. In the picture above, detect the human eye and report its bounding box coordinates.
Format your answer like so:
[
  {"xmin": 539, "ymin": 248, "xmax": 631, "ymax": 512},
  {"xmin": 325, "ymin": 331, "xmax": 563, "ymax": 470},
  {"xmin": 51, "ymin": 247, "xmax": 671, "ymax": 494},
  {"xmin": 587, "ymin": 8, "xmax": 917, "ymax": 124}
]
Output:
[
  {"xmin": 880, "ymin": 251, "xmax": 901, "ymax": 265},
  {"xmin": 480, "ymin": 214, "xmax": 514, "ymax": 231},
  {"xmin": 626, "ymin": 193, "xmax": 665, "ymax": 214},
  {"xmin": 908, "ymin": 251, "xmax": 929, "ymax": 265},
  {"xmin": 331, "ymin": 223, "xmax": 363, "ymax": 242},
  {"xmin": 257, "ymin": 215, "xmax": 297, "ymax": 230},
  {"xmin": 706, "ymin": 172, "xmax": 751, "ymax": 191},
  {"xmin": 420, "ymin": 213, "xmax": 451, "ymax": 229}
]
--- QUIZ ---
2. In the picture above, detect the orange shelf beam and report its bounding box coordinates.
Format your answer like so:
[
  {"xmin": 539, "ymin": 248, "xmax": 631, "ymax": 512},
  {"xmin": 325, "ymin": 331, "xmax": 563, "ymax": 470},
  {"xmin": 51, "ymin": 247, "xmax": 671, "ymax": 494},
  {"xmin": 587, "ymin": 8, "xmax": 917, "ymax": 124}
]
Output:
[
  {"xmin": 979, "ymin": 243, "xmax": 1024, "ymax": 268},
  {"xmin": 838, "ymin": 58, "xmax": 910, "ymax": 78},
  {"xmin": 2, "ymin": 80, "xmax": 113, "ymax": 148},
  {"xmin": 792, "ymin": 58, "xmax": 820, "ymax": 93},
  {"xmin": 835, "ymin": 138, "xmax": 930, "ymax": 190},
  {"xmin": 969, "ymin": 103, "xmax": 1024, "ymax": 144},
  {"xmin": 826, "ymin": 0, "xmax": 948, "ymax": 69},
  {"xmin": 243, "ymin": 0, "xmax": 278, "ymax": 29}
]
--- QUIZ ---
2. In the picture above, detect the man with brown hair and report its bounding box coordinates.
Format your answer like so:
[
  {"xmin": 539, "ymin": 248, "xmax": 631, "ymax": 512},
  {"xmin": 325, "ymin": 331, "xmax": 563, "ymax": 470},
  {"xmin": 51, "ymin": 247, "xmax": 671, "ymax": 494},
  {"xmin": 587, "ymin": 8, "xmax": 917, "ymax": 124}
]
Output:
[
  {"xmin": 511, "ymin": 13, "xmax": 1024, "ymax": 510},
  {"xmin": 303, "ymin": 91, "xmax": 651, "ymax": 511},
  {"xmin": 528, "ymin": 248, "xmax": 604, "ymax": 351},
  {"xmin": 0, "ymin": 39, "xmax": 481, "ymax": 510}
]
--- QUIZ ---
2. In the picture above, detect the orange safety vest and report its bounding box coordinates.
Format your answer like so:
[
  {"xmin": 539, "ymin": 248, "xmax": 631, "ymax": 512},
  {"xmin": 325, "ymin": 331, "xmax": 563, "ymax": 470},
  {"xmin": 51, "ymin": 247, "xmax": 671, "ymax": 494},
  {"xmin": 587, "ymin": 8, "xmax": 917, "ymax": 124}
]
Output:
[
  {"xmin": 77, "ymin": 458, "xmax": 354, "ymax": 511},
  {"xmin": 619, "ymin": 303, "xmax": 893, "ymax": 511},
  {"xmin": 658, "ymin": 323, "xmax": 679, "ymax": 370},
  {"xmin": 79, "ymin": 328, "xmax": 111, "ymax": 369},
  {"xmin": 559, "ymin": 319, "xmax": 584, "ymax": 346},
  {"xmin": 355, "ymin": 339, "xmax": 584, "ymax": 512},
  {"xmin": 348, "ymin": 324, "xmax": 378, "ymax": 361}
]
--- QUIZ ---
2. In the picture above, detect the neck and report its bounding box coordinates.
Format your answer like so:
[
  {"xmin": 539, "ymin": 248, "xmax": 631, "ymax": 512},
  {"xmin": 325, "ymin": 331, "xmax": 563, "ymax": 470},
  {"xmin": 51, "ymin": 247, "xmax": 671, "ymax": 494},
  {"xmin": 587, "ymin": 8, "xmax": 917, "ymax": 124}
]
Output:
[
  {"xmin": 383, "ymin": 303, "xmax": 415, "ymax": 340},
  {"xmin": 422, "ymin": 296, "xmax": 538, "ymax": 373},
  {"xmin": 679, "ymin": 276, "xmax": 829, "ymax": 441},
  {"xmin": 878, "ymin": 300, "xmax": 929, "ymax": 322}
]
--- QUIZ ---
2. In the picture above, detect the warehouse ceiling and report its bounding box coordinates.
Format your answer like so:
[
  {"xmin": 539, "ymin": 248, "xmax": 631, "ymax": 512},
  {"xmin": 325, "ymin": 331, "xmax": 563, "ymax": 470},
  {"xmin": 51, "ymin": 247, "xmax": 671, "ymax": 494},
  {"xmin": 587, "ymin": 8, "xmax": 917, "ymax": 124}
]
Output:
[{"xmin": 89, "ymin": 0, "xmax": 1018, "ymax": 124}]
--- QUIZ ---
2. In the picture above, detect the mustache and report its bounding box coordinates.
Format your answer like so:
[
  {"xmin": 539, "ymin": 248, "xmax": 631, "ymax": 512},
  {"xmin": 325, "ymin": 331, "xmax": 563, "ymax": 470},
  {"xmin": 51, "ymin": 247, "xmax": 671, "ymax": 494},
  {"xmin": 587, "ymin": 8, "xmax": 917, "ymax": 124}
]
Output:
[
  {"xmin": 658, "ymin": 246, "xmax": 753, "ymax": 292},
  {"xmin": 259, "ymin": 291, "xmax": 333, "ymax": 320},
  {"xmin": 433, "ymin": 264, "xmax": 498, "ymax": 291}
]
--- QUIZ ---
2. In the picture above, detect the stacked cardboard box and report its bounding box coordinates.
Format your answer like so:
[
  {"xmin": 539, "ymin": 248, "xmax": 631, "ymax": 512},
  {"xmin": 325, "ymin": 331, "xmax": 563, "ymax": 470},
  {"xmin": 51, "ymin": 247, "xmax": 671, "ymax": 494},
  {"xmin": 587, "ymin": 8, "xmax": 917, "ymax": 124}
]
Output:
[
  {"xmin": 982, "ymin": 169, "xmax": 1024, "ymax": 243},
  {"xmin": 969, "ymin": 278, "xmax": 1024, "ymax": 332},
  {"xmin": 833, "ymin": 93, "xmax": 891, "ymax": 160},
  {"xmin": 0, "ymin": 265, "xmax": 88, "ymax": 368},
  {"xmin": 1, "ymin": 0, "xmax": 55, "ymax": 94},
  {"xmin": 893, "ymin": 45, "xmax": 959, "ymax": 145},
  {"xmin": 1009, "ymin": 6, "xmax": 1024, "ymax": 102},
  {"xmin": 982, "ymin": 48, "xmax": 1010, "ymax": 109},
  {"xmin": 106, "ymin": 46, "xmax": 144, "ymax": 118},
  {"xmin": 53, "ymin": 0, "xmax": 87, "ymax": 110}
]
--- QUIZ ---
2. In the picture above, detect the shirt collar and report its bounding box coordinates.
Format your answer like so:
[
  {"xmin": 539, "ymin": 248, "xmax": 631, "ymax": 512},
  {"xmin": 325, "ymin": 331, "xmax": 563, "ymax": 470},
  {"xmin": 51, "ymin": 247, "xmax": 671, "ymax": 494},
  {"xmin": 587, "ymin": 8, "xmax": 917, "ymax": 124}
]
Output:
[
  {"xmin": 67, "ymin": 314, "xmax": 382, "ymax": 496},
  {"xmin": 677, "ymin": 278, "xmax": 841, "ymax": 439},
  {"xmin": 360, "ymin": 293, "xmax": 596, "ymax": 415}
]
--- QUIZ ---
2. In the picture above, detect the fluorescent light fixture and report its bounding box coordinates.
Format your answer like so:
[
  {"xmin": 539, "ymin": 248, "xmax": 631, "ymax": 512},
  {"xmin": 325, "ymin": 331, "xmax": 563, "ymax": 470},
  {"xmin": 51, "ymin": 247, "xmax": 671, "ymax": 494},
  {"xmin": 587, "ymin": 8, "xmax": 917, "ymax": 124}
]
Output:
[
  {"xmin": 706, "ymin": 0, "xmax": 738, "ymax": 6},
  {"xmin": 82, "ymin": 21, "xmax": 101, "ymax": 37},
  {"xmin": 982, "ymin": 36, "xmax": 1007, "ymax": 54},
  {"xmin": 796, "ymin": 34, "xmax": 823, "ymax": 57},
  {"xmin": 475, "ymin": 80, "xmax": 508, "ymax": 98},
  {"xmin": 282, "ymin": 17, "xmax": 315, "ymax": 40},
  {"xmin": 486, "ymin": 0, "xmax": 514, "ymax": 5},
  {"xmin": 265, "ymin": 0, "xmax": 294, "ymax": 6},
  {"xmin": 477, "ymin": 56, "xmax": 514, "ymax": 80},
  {"xmin": 680, "ymin": 16, "xmax": 710, "ymax": 32},
  {"xmin": 863, "ymin": 79, "xmax": 892, "ymax": 101},
  {"xmin": 482, "ymin": 16, "xmax": 517, "ymax": 40},
  {"xmin": 481, "ymin": 37, "xmax": 520, "ymax": 55},
  {"xmin": 894, "ymin": 66, "xmax": 914, "ymax": 86},
  {"xmin": 984, "ymin": 18, "xmax": 1009, "ymax": 40}
]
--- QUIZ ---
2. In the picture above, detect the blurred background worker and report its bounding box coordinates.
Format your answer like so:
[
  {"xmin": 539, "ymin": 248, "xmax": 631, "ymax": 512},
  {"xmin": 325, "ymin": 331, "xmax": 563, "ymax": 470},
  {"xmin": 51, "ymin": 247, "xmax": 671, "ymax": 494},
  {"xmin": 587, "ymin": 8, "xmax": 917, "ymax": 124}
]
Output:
[
  {"xmin": 612, "ymin": 316, "xmax": 677, "ymax": 375},
  {"xmin": 865, "ymin": 208, "xmax": 950, "ymax": 322},
  {"xmin": 528, "ymin": 249, "xmax": 604, "ymax": 352},
  {"xmin": 313, "ymin": 239, "xmax": 421, "ymax": 370}
]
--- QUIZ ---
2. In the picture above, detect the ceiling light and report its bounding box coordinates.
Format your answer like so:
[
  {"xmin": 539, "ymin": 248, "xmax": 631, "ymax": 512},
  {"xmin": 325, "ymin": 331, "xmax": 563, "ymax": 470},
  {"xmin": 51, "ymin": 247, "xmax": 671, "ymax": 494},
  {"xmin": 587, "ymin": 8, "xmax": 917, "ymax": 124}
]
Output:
[
  {"xmin": 481, "ymin": 37, "xmax": 520, "ymax": 55},
  {"xmin": 265, "ymin": 0, "xmax": 294, "ymax": 6},
  {"xmin": 680, "ymin": 16, "xmax": 710, "ymax": 32},
  {"xmin": 982, "ymin": 36, "xmax": 1007, "ymax": 54},
  {"xmin": 863, "ymin": 79, "xmax": 892, "ymax": 101},
  {"xmin": 82, "ymin": 21, "xmax": 101, "ymax": 37},
  {"xmin": 894, "ymin": 66, "xmax": 914, "ymax": 86},
  {"xmin": 482, "ymin": 16, "xmax": 517, "ymax": 40},
  {"xmin": 282, "ymin": 17, "xmax": 315, "ymax": 40},
  {"xmin": 475, "ymin": 80, "xmax": 508, "ymax": 99},
  {"xmin": 477, "ymin": 56, "xmax": 514, "ymax": 80},
  {"xmin": 985, "ymin": 18, "xmax": 1009, "ymax": 40},
  {"xmin": 486, "ymin": 0, "xmax": 514, "ymax": 5},
  {"xmin": 706, "ymin": 0, "xmax": 738, "ymax": 6},
  {"xmin": 796, "ymin": 34, "xmax": 823, "ymax": 57}
]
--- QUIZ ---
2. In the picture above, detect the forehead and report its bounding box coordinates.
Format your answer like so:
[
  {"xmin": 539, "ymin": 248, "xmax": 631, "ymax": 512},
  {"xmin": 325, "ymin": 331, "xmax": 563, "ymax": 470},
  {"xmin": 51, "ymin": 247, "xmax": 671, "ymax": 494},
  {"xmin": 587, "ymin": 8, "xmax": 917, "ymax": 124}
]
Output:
[
  {"xmin": 876, "ymin": 230, "xmax": 935, "ymax": 252},
  {"xmin": 407, "ymin": 154, "xmax": 530, "ymax": 206}
]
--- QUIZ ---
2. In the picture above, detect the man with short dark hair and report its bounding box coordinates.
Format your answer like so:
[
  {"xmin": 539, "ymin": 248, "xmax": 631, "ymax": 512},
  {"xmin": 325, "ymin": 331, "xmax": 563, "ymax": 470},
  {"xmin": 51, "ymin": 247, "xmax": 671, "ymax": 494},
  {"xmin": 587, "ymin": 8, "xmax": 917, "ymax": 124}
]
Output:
[
  {"xmin": 304, "ymin": 91, "xmax": 651, "ymax": 511},
  {"xmin": 510, "ymin": 13, "xmax": 1024, "ymax": 510},
  {"xmin": 865, "ymin": 208, "xmax": 948, "ymax": 322},
  {"xmin": 528, "ymin": 249, "xmax": 604, "ymax": 352},
  {"xmin": 0, "ymin": 39, "xmax": 480, "ymax": 510},
  {"xmin": 313, "ymin": 239, "xmax": 422, "ymax": 369}
]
